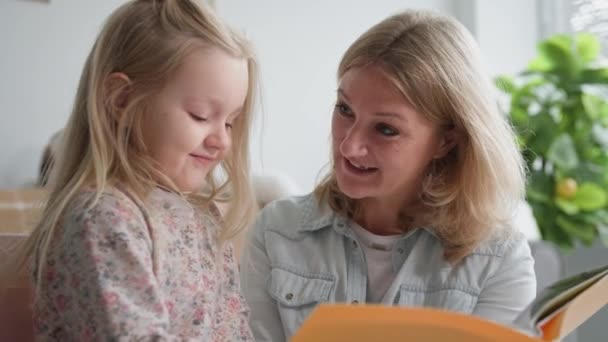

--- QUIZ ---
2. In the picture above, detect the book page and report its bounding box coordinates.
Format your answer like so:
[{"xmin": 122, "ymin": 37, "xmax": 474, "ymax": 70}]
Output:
[
  {"xmin": 514, "ymin": 263, "xmax": 608, "ymax": 334},
  {"xmin": 538, "ymin": 275, "xmax": 608, "ymax": 340}
]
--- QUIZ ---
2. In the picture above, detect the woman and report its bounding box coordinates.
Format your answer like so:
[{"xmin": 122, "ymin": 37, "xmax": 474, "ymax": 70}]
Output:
[{"xmin": 240, "ymin": 9, "xmax": 536, "ymax": 341}]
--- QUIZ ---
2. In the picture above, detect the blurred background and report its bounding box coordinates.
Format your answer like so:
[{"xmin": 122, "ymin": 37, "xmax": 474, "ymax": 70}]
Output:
[{"xmin": 1, "ymin": 0, "xmax": 607, "ymax": 340}]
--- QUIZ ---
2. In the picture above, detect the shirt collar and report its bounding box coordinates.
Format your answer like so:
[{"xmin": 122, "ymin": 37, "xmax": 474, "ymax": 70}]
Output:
[
  {"xmin": 295, "ymin": 193, "xmax": 436, "ymax": 240},
  {"xmin": 297, "ymin": 194, "xmax": 338, "ymax": 232}
]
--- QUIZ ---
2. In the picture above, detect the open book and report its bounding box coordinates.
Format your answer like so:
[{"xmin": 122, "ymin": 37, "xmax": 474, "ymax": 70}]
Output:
[
  {"xmin": 291, "ymin": 264, "xmax": 608, "ymax": 342},
  {"xmin": 515, "ymin": 263, "xmax": 608, "ymax": 340}
]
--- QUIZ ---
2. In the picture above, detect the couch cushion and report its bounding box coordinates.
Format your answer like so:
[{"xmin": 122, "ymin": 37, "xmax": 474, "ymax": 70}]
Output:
[{"xmin": 0, "ymin": 188, "xmax": 46, "ymax": 234}]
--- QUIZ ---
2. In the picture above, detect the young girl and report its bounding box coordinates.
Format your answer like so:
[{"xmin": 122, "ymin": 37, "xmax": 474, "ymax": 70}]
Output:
[{"xmin": 7, "ymin": 0, "xmax": 258, "ymax": 340}]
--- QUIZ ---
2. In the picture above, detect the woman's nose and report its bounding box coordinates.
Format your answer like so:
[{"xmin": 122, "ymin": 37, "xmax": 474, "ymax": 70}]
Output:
[{"xmin": 339, "ymin": 125, "xmax": 368, "ymax": 158}]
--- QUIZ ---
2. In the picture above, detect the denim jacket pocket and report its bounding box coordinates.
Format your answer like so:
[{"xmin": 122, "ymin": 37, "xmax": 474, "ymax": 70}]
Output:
[
  {"xmin": 267, "ymin": 268, "xmax": 334, "ymax": 337},
  {"xmin": 397, "ymin": 285, "xmax": 479, "ymax": 314}
]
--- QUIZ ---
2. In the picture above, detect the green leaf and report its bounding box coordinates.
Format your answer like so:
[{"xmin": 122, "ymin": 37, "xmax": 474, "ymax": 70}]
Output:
[
  {"xmin": 495, "ymin": 76, "xmax": 516, "ymax": 94},
  {"xmin": 582, "ymin": 93, "xmax": 608, "ymax": 121},
  {"xmin": 529, "ymin": 56, "xmax": 554, "ymax": 73},
  {"xmin": 598, "ymin": 224, "xmax": 608, "ymax": 246},
  {"xmin": 530, "ymin": 35, "xmax": 576, "ymax": 79},
  {"xmin": 510, "ymin": 107, "xmax": 530, "ymax": 130},
  {"xmin": 511, "ymin": 79, "xmax": 542, "ymax": 109},
  {"xmin": 555, "ymin": 197, "xmax": 580, "ymax": 215},
  {"xmin": 528, "ymin": 189, "xmax": 552, "ymax": 204},
  {"xmin": 573, "ymin": 182, "xmax": 608, "ymax": 210},
  {"xmin": 592, "ymin": 124, "xmax": 608, "ymax": 149},
  {"xmin": 527, "ymin": 171, "xmax": 554, "ymax": 205},
  {"xmin": 576, "ymin": 32, "xmax": 601, "ymax": 63},
  {"xmin": 527, "ymin": 113, "xmax": 559, "ymax": 156},
  {"xmin": 529, "ymin": 202, "xmax": 553, "ymax": 236},
  {"xmin": 547, "ymin": 134, "xmax": 579, "ymax": 170},
  {"xmin": 556, "ymin": 215, "xmax": 597, "ymax": 246},
  {"xmin": 535, "ymin": 34, "xmax": 574, "ymax": 68},
  {"xmin": 575, "ymin": 161, "xmax": 606, "ymax": 185},
  {"xmin": 580, "ymin": 68, "xmax": 608, "ymax": 84},
  {"xmin": 578, "ymin": 209, "xmax": 608, "ymax": 225},
  {"xmin": 545, "ymin": 220, "xmax": 575, "ymax": 250}
]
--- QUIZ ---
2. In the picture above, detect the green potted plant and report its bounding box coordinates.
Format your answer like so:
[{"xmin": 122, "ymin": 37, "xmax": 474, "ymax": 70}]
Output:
[{"xmin": 496, "ymin": 32, "xmax": 608, "ymax": 250}]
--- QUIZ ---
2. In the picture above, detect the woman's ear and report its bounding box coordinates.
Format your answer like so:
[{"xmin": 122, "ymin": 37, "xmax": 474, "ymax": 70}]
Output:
[
  {"xmin": 434, "ymin": 128, "xmax": 459, "ymax": 159},
  {"xmin": 104, "ymin": 72, "xmax": 132, "ymax": 114}
]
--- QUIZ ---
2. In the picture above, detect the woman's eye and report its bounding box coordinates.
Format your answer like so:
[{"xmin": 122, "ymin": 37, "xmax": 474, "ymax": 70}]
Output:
[
  {"xmin": 225, "ymin": 123, "xmax": 233, "ymax": 130},
  {"xmin": 189, "ymin": 113, "xmax": 207, "ymax": 122},
  {"xmin": 376, "ymin": 123, "xmax": 398, "ymax": 136},
  {"xmin": 335, "ymin": 102, "xmax": 353, "ymax": 117}
]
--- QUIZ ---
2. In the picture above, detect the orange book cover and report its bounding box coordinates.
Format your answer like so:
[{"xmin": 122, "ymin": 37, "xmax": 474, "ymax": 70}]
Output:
[
  {"xmin": 292, "ymin": 305, "xmax": 540, "ymax": 342},
  {"xmin": 292, "ymin": 264, "xmax": 608, "ymax": 342}
]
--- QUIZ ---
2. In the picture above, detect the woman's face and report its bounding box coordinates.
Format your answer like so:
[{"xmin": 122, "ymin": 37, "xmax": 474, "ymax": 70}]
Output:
[{"xmin": 332, "ymin": 65, "xmax": 451, "ymax": 206}]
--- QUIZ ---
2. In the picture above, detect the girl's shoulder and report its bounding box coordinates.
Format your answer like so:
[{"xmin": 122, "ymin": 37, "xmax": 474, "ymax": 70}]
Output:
[
  {"xmin": 64, "ymin": 186, "xmax": 146, "ymax": 225},
  {"xmin": 52, "ymin": 186, "xmax": 154, "ymax": 255}
]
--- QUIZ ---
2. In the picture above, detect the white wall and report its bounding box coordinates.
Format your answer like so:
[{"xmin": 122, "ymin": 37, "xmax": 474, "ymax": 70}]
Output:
[
  {"xmin": 454, "ymin": 0, "xmax": 538, "ymax": 76},
  {"xmin": 0, "ymin": 0, "xmax": 127, "ymax": 188},
  {"xmin": 216, "ymin": 0, "xmax": 456, "ymax": 193},
  {"xmin": 475, "ymin": 0, "xmax": 538, "ymax": 76}
]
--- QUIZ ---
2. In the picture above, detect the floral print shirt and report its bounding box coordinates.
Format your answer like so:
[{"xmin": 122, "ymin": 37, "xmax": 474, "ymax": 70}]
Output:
[{"xmin": 33, "ymin": 187, "xmax": 253, "ymax": 341}]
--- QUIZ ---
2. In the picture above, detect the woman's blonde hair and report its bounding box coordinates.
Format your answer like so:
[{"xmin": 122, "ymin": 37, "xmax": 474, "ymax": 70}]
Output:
[
  {"xmin": 5, "ymin": 0, "xmax": 258, "ymax": 285},
  {"xmin": 315, "ymin": 10, "xmax": 525, "ymax": 262}
]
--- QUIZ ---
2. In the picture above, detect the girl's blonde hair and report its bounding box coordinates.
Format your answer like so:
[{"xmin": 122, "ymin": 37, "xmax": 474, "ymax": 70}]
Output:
[
  {"xmin": 5, "ymin": 0, "xmax": 258, "ymax": 285},
  {"xmin": 315, "ymin": 10, "xmax": 525, "ymax": 262}
]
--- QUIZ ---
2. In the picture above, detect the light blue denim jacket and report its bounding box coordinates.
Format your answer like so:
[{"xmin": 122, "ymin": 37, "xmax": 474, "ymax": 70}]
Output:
[{"xmin": 240, "ymin": 193, "xmax": 537, "ymax": 341}]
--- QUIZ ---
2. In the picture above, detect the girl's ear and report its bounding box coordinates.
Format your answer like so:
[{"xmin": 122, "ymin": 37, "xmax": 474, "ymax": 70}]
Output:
[
  {"xmin": 434, "ymin": 128, "xmax": 459, "ymax": 159},
  {"xmin": 105, "ymin": 72, "xmax": 132, "ymax": 115}
]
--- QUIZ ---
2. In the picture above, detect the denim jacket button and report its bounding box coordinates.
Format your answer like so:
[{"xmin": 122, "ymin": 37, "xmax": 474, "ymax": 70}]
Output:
[
  {"xmin": 398, "ymin": 247, "xmax": 405, "ymax": 254},
  {"xmin": 285, "ymin": 293, "xmax": 294, "ymax": 300}
]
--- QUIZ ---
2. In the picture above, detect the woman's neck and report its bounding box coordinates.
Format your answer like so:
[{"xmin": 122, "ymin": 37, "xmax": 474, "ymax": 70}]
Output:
[{"xmin": 354, "ymin": 198, "xmax": 411, "ymax": 236}]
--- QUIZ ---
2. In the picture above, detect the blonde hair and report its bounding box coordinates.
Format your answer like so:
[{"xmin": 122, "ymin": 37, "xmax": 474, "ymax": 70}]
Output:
[
  {"xmin": 4, "ymin": 0, "xmax": 258, "ymax": 286},
  {"xmin": 315, "ymin": 10, "xmax": 525, "ymax": 262}
]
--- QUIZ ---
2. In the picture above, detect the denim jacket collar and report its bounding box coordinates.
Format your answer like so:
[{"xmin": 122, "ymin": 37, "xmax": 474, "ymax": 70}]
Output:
[
  {"xmin": 295, "ymin": 194, "xmax": 429, "ymax": 241},
  {"xmin": 297, "ymin": 194, "xmax": 336, "ymax": 232}
]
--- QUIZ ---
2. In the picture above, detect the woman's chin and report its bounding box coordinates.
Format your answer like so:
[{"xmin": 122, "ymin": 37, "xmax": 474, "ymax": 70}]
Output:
[{"xmin": 336, "ymin": 179, "xmax": 372, "ymax": 200}]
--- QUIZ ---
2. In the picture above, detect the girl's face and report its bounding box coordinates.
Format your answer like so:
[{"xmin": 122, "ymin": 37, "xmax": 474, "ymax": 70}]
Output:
[
  {"xmin": 142, "ymin": 47, "xmax": 248, "ymax": 192},
  {"xmin": 332, "ymin": 65, "xmax": 452, "ymax": 207}
]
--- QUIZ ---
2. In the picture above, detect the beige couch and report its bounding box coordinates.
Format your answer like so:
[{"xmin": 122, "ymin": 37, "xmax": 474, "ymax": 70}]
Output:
[{"xmin": 0, "ymin": 188, "xmax": 45, "ymax": 342}]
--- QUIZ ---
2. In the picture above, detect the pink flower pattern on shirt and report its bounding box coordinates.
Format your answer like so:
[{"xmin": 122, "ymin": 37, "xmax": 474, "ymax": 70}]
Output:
[{"xmin": 32, "ymin": 187, "xmax": 253, "ymax": 341}]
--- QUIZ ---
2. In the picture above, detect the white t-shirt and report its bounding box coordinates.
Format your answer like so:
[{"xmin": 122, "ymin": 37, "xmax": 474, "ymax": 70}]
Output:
[{"xmin": 351, "ymin": 224, "xmax": 404, "ymax": 303}]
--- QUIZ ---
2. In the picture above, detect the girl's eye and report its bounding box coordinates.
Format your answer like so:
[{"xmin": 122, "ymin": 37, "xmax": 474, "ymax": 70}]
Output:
[
  {"xmin": 335, "ymin": 102, "xmax": 353, "ymax": 117},
  {"xmin": 189, "ymin": 113, "xmax": 207, "ymax": 122},
  {"xmin": 225, "ymin": 123, "xmax": 233, "ymax": 130},
  {"xmin": 376, "ymin": 123, "xmax": 399, "ymax": 136}
]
